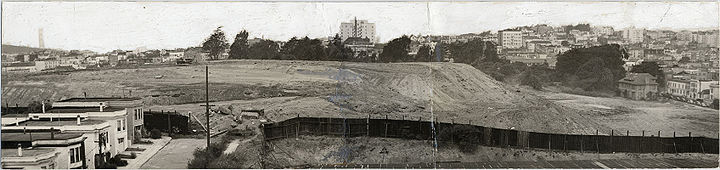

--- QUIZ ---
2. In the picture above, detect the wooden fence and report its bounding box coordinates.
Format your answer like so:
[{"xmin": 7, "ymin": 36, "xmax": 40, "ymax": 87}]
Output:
[{"xmin": 263, "ymin": 117, "xmax": 719, "ymax": 154}]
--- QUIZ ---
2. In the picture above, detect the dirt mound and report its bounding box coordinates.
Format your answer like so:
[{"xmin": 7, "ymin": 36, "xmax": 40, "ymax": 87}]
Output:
[{"xmin": 3, "ymin": 60, "xmax": 603, "ymax": 134}]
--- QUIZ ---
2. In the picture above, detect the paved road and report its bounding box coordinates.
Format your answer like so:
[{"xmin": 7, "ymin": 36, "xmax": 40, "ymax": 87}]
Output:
[
  {"xmin": 140, "ymin": 138, "xmax": 206, "ymax": 169},
  {"xmin": 119, "ymin": 137, "xmax": 171, "ymax": 169},
  {"xmin": 304, "ymin": 158, "xmax": 718, "ymax": 169}
]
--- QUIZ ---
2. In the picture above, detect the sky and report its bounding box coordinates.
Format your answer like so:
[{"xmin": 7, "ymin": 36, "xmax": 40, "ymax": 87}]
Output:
[{"xmin": 2, "ymin": 1, "xmax": 718, "ymax": 53}]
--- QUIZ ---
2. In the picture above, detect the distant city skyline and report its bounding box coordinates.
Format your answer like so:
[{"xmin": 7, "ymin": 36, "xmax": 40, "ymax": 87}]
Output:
[{"xmin": 2, "ymin": 2, "xmax": 718, "ymax": 53}]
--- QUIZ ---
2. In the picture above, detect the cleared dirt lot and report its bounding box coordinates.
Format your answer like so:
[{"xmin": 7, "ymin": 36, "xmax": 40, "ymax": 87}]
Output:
[
  {"xmin": 3, "ymin": 60, "xmax": 717, "ymax": 137},
  {"xmin": 533, "ymin": 90, "xmax": 719, "ymax": 138}
]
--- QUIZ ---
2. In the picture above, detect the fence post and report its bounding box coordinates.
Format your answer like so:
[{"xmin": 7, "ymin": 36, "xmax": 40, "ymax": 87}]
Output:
[
  {"xmin": 595, "ymin": 130, "xmax": 599, "ymax": 154},
  {"xmin": 641, "ymin": 130, "xmax": 644, "ymax": 153},
  {"xmin": 610, "ymin": 129, "xmax": 613, "ymax": 153},
  {"xmin": 658, "ymin": 131, "xmax": 661, "ymax": 154},
  {"xmin": 548, "ymin": 135, "xmax": 552, "ymax": 151},
  {"xmin": 366, "ymin": 114, "xmax": 370, "ymax": 136},
  {"xmin": 167, "ymin": 110, "xmax": 172, "ymax": 137},
  {"xmin": 673, "ymin": 131, "xmax": 677, "ymax": 153},
  {"xmin": 563, "ymin": 134, "xmax": 567, "ymax": 152}
]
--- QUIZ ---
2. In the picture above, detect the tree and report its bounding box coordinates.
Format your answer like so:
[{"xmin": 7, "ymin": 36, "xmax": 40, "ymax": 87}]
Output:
[
  {"xmin": 415, "ymin": 45, "xmax": 432, "ymax": 62},
  {"xmin": 630, "ymin": 61, "xmax": 666, "ymax": 89},
  {"xmin": 325, "ymin": 34, "xmax": 352, "ymax": 61},
  {"xmin": 228, "ymin": 30, "xmax": 249, "ymax": 59},
  {"xmin": 556, "ymin": 44, "xmax": 627, "ymax": 92},
  {"xmin": 379, "ymin": 36, "xmax": 411, "ymax": 63},
  {"xmin": 202, "ymin": 27, "xmax": 230, "ymax": 60},
  {"xmin": 187, "ymin": 142, "xmax": 227, "ymax": 169},
  {"xmin": 521, "ymin": 70, "xmax": 543, "ymax": 90},
  {"xmin": 447, "ymin": 39, "xmax": 498, "ymax": 65},
  {"xmin": 247, "ymin": 39, "xmax": 281, "ymax": 60},
  {"xmin": 281, "ymin": 37, "xmax": 327, "ymax": 61}
]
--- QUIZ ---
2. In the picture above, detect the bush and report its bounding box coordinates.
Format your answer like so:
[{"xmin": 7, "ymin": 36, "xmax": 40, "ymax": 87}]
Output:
[
  {"xmin": 437, "ymin": 125, "xmax": 481, "ymax": 153},
  {"xmin": 520, "ymin": 71, "xmax": 543, "ymax": 90},
  {"xmin": 150, "ymin": 129, "xmax": 162, "ymax": 139},
  {"xmin": 187, "ymin": 142, "xmax": 228, "ymax": 168}
]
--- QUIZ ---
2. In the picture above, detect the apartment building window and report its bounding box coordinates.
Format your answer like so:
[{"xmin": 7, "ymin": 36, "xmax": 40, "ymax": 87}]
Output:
[
  {"xmin": 117, "ymin": 120, "xmax": 122, "ymax": 131},
  {"xmin": 123, "ymin": 119, "xmax": 126, "ymax": 130},
  {"xmin": 69, "ymin": 147, "xmax": 80, "ymax": 163}
]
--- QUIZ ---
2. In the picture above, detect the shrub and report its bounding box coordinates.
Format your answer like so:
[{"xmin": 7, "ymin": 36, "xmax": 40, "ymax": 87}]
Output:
[
  {"xmin": 187, "ymin": 142, "xmax": 228, "ymax": 168},
  {"xmin": 150, "ymin": 129, "xmax": 162, "ymax": 139},
  {"xmin": 130, "ymin": 152, "xmax": 137, "ymax": 159}
]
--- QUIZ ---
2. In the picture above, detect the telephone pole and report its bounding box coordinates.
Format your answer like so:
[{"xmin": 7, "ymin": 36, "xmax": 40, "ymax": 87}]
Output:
[{"xmin": 205, "ymin": 65, "xmax": 211, "ymax": 152}]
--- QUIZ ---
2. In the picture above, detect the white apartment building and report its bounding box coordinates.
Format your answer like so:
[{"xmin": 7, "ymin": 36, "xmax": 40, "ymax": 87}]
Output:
[
  {"xmin": 339, "ymin": 18, "xmax": 377, "ymax": 43},
  {"xmin": 498, "ymin": 29, "xmax": 523, "ymax": 49},
  {"xmin": 623, "ymin": 27, "xmax": 645, "ymax": 44}
]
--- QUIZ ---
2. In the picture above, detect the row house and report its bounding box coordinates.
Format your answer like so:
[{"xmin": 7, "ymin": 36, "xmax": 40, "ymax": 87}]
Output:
[{"xmin": 1, "ymin": 97, "xmax": 145, "ymax": 169}]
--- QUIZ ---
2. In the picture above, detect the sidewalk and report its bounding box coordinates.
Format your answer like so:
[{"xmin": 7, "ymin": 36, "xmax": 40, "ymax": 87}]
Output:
[{"xmin": 119, "ymin": 136, "xmax": 172, "ymax": 169}]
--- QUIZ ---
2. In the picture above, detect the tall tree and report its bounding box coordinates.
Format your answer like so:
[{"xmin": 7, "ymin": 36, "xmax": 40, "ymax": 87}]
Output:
[
  {"xmin": 556, "ymin": 44, "xmax": 627, "ymax": 92},
  {"xmin": 281, "ymin": 37, "xmax": 326, "ymax": 61},
  {"xmin": 247, "ymin": 39, "xmax": 281, "ymax": 60},
  {"xmin": 379, "ymin": 35, "xmax": 411, "ymax": 63},
  {"xmin": 202, "ymin": 27, "xmax": 230, "ymax": 60},
  {"xmin": 447, "ymin": 39, "xmax": 498, "ymax": 65},
  {"xmin": 415, "ymin": 45, "xmax": 432, "ymax": 62},
  {"xmin": 326, "ymin": 34, "xmax": 352, "ymax": 61},
  {"xmin": 228, "ymin": 30, "xmax": 249, "ymax": 59}
]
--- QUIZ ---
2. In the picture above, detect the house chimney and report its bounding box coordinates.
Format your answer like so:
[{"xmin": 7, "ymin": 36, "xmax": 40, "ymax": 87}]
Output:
[
  {"xmin": 99, "ymin": 103, "xmax": 104, "ymax": 112},
  {"xmin": 17, "ymin": 144, "xmax": 23, "ymax": 157},
  {"xmin": 41, "ymin": 101, "xmax": 46, "ymax": 113},
  {"xmin": 84, "ymin": 92, "xmax": 87, "ymax": 99},
  {"xmin": 15, "ymin": 118, "xmax": 19, "ymax": 126},
  {"xmin": 50, "ymin": 127, "xmax": 55, "ymax": 139},
  {"xmin": 77, "ymin": 115, "xmax": 81, "ymax": 125}
]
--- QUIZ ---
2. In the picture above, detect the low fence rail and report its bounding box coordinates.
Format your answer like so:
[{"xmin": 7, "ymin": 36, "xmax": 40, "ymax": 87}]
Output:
[{"xmin": 263, "ymin": 117, "xmax": 719, "ymax": 154}]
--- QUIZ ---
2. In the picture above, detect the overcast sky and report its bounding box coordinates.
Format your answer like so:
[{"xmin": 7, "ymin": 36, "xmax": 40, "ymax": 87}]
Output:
[{"xmin": 2, "ymin": 2, "xmax": 718, "ymax": 53}]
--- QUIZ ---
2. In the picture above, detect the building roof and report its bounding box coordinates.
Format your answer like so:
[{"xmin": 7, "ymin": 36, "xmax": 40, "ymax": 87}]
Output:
[
  {"xmin": 1, "ymin": 148, "xmax": 56, "ymax": 157},
  {"xmin": 2, "ymin": 132, "xmax": 84, "ymax": 142},
  {"xmin": 13, "ymin": 119, "xmax": 106, "ymax": 127},
  {"xmin": 618, "ymin": 73, "xmax": 658, "ymax": 85},
  {"xmin": 47, "ymin": 106, "xmax": 125, "ymax": 113},
  {"xmin": 57, "ymin": 97, "xmax": 141, "ymax": 102}
]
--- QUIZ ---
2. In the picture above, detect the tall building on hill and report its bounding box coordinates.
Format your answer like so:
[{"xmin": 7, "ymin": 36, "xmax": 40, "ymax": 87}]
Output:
[
  {"xmin": 498, "ymin": 29, "xmax": 523, "ymax": 49},
  {"xmin": 340, "ymin": 17, "xmax": 376, "ymax": 43},
  {"xmin": 623, "ymin": 27, "xmax": 645, "ymax": 44}
]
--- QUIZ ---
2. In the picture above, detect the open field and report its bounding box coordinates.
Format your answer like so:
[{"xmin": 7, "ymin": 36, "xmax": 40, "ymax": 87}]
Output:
[{"xmin": 3, "ymin": 59, "xmax": 717, "ymax": 137}]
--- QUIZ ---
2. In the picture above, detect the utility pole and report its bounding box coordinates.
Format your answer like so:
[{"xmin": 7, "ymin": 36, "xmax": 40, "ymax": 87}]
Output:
[{"xmin": 205, "ymin": 65, "xmax": 211, "ymax": 152}]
